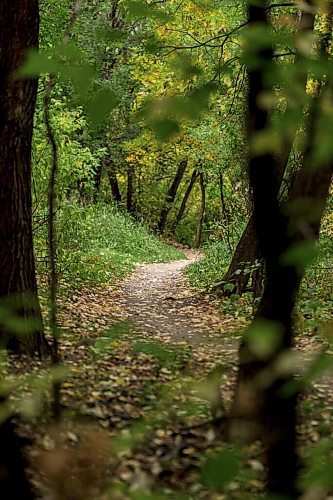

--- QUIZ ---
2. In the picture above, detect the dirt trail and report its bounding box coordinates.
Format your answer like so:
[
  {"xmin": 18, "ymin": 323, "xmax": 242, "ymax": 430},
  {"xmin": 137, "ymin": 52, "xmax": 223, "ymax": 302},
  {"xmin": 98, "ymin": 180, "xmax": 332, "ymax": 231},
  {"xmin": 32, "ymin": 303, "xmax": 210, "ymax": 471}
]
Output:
[
  {"xmin": 63, "ymin": 249, "xmax": 329, "ymax": 391},
  {"xmin": 119, "ymin": 250, "xmax": 240, "ymax": 349},
  {"xmin": 118, "ymin": 253, "xmax": 333, "ymax": 402}
]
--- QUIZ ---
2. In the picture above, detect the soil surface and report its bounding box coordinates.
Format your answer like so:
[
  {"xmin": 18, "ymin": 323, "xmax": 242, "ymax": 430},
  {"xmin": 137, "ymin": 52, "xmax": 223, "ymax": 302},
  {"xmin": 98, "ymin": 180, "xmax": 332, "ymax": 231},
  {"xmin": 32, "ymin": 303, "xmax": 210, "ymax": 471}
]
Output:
[{"xmin": 120, "ymin": 250, "xmax": 239, "ymax": 350}]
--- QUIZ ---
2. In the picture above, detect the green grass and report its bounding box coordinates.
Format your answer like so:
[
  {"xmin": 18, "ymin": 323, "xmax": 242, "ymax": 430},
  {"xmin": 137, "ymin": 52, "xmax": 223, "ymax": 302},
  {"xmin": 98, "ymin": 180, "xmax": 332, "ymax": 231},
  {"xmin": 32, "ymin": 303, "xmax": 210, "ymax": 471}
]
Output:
[
  {"xmin": 34, "ymin": 203, "xmax": 185, "ymax": 290},
  {"xmin": 184, "ymin": 240, "xmax": 231, "ymax": 291},
  {"xmin": 185, "ymin": 235, "xmax": 333, "ymax": 330},
  {"xmin": 297, "ymin": 236, "xmax": 333, "ymax": 333}
]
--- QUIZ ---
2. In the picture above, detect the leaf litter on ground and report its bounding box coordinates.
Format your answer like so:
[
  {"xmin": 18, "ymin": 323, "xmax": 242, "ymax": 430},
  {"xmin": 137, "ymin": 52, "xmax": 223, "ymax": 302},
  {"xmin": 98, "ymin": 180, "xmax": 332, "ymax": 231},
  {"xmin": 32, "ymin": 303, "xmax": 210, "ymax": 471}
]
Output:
[{"xmin": 2, "ymin": 251, "xmax": 333, "ymax": 498}]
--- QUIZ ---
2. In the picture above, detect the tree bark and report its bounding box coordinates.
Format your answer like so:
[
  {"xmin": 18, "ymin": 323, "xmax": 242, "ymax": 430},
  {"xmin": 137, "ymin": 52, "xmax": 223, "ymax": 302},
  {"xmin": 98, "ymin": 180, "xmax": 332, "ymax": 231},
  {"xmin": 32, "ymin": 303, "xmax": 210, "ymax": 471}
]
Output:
[
  {"xmin": 127, "ymin": 164, "xmax": 135, "ymax": 214},
  {"xmin": 219, "ymin": 173, "xmax": 233, "ymax": 253},
  {"xmin": 194, "ymin": 173, "xmax": 206, "ymax": 248},
  {"xmin": 158, "ymin": 158, "xmax": 188, "ymax": 233},
  {"xmin": 0, "ymin": 0, "xmax": 47, "ymax": 355},
  {"xmin": 217, "ymin": 214, "xmax": 259, "ymax": 294},
  {"xmin": 0, "ymin": 403, "xmax": 34, "ymax": 499},
  {"xmin": 104, "ymin": 157, "xmax": 122, "ymax": 204},
  {"xmin": 228, "ymin": 2, "xmax": 332, "ymax": 497},
  {"xmin": 93, "ymin": 164, "xmax": 102, "ymax": 202},
  {"xmin": 109, "ymin": 169, "xmax": 122, "ymax": 204},
  {"xmin": 219, "ymin": 4, "xmax": 315, "ymax": 296},
  {"xmin": 172, "ymin": 169, "xmax": 198, "ymax": 231}
]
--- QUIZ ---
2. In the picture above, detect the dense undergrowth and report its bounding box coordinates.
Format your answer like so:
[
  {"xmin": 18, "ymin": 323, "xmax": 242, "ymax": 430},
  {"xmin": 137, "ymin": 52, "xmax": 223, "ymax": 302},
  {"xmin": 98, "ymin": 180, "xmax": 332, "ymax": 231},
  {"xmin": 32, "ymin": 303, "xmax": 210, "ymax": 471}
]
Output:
[
  {"xmin": 184, "ymin": 239, "xmax": 232, "ymax": 292},
  {"xmin": 185, "ymin": 236, "xmax": 333, "ymax": 333},
  {"xmin": 34, "ymin": 203, "xmax": 184, "ymax": 292}
]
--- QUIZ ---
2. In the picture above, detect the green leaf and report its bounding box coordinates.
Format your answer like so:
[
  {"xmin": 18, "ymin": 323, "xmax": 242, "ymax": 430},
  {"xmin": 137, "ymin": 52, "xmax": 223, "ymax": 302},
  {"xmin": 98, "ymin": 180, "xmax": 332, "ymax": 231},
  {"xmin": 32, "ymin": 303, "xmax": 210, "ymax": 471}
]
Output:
[
  {"xmin": 52, "ymin": 41, "xmax": 83, "ymax": 62},
  {"xmin": 133, "ymin": 341, "xmax": 171, "ymax": 363},
  {"xmin": 303, "ymin": 354, "xmax": 333, "ymax": 384},
  {"xmin": 126, "ymin": 0, "xmax": 152, "ymax": 18},
  {"xmin": 150, "ymin": 118, "xmax": 180, "ymax": 142},
  {"xmin": 280, "ymin": 241, "xmax": 317, "ymax": 272},
  {"xmin": 201, "ymin": 449, "xmax": 240, "ymax": 490},
  {"xmin": 171, "ymin": 56, "xmax": 202, "ymax": 79},
  {"xmin": 144, "ymin": 35, "xmax": 160, "ymax": 54},
  {"xmin": 95, "ymin": 27, "xmax": 127, "ymax": 44},
  {"xmin": 18, "ymin": 49, "xmax": 61, "ymax": 77},
  {"xmin": 61, "ymin": 64, "xmax": 95, "ymax": 98},
  {"xmin": 126, "ymin": 0, "xmax": 168, "ymax": 21},
  {"xmin": 87, "ymin": 88, "xmax": 119, "ymax": 127},
  {"xmin": 244, "ymin": 319, "xmax": 283, "ymax": 359}
]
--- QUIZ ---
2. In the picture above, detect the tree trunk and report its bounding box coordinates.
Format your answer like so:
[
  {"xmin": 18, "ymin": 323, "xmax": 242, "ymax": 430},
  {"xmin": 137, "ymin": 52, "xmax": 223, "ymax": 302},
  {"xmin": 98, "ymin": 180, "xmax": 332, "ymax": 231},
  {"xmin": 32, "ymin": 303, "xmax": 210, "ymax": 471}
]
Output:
[
  {"xmin": 228, "ymin": 2, "xmax": 332, "ymax": 497},
  {"xmin": 194, "ymin": 173, "xmax": 206, "ymax": 248},
  {"xmin": 127, "ymin": 164, "xmax": 135, "ymax": 214},
  {"xmin": 230, "ymin": 118, "xmax": 333, "ymax": 497},
  {"xmin": 0, "ymin": 0, "xmax": 47, "ymax": 355},
  {"xmin": 93, "ymin": 163, "xmax": 102, "ymax": 202},
  {"xmin": 219, "ymin": 173, "xmax": 233, "ymax": 254},
  {"xmin": 217, "ymin": 214, "xmax": 258, "ymax": 294},
  {"xmin": 0, "ymin": 404, "xmax": 34, "ymax": 499},
  {"xmin": 104, "ymin": 157, "xmax": 122, "ymax": 204},
  {"xmin": 158, "ymin": 158, "xmax": 188, "ymax": 233},
  {"xmin": 172, "ymin": 169, "xmax": 198, "ymax": 232},
  {"xmin": 219, "ymin": 4, "xmax": 315, "ymax": 296}
]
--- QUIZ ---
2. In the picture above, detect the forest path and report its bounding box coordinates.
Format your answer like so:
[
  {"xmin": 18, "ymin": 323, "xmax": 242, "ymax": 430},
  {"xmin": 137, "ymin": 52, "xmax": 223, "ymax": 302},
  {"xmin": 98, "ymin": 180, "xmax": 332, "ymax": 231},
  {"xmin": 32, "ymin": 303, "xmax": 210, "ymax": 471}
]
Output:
[
  {"xmin": 118, "ymin": 250, "xmax": 333, "ymax": 403},
  {"xmin": 62, "ymin": 246, "xmax": 331, "ymax": 403},
  {"xmin": 119, "ymin": 249, "xmax": 239, "ymax": 349},
  {"xmin": 32, "ymin": 250, "xmax": 333, "ymax": 497}
]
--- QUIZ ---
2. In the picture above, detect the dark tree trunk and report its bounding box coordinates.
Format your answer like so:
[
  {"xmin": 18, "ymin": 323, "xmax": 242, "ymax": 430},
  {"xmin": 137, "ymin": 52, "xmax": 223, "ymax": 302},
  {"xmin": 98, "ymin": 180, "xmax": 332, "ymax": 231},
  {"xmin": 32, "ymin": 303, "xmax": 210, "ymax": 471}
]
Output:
[
  {"xmin": 0, "ymin": 405, "xmax": 34, "ymax": 499},
  {"xmin": 219, "ymin": 173, "xmax": 233, "ymax": 253},
  {"xmin": 172, "ymin": 169, "xmax": 198, "ymax": 231},
  {"xmin": 194, "ymin": 173, "xmax": 206, "ymax": 248},
  {"xmin": 100, "ymin": 3, "xmax": 124, "ymax": 205},
  {"xmin": 104, "ymin": 157, "xmax": 122, "ymax": 204},
  {"xmin": 228, "ymin": 2, "xmax": 332, "ymax": 497},
  {"xmin": 230, "ymin": 122, "xmax": 333, "ymax": 498},
  {"xmin": 93, "ymin": 164, "xmax": 102, "ymax": 202},
  {"xmin": 127, "ymin": 164, "xmax": 135, "ymax": 214},
  {"xmin": 109, "ymin": 169, "xmax": 122, "ymax": 204},
  {"xmin": 219, "ymin": 4, "xmax": 315, "ymax": 296},
  {"xmin": 250, "ymin": 262, "xmax": 265, "ymax": 298},
  {"xmin": 218, "ymin": 214, "xmax": 258, "ymax": 294},
  {"xmin": 0, "ymin": 0, "xmax": 47, "ymax": 355},
  {"xmin": 158, "ymin": 158, "xmax": 188, "ymax": 233}
]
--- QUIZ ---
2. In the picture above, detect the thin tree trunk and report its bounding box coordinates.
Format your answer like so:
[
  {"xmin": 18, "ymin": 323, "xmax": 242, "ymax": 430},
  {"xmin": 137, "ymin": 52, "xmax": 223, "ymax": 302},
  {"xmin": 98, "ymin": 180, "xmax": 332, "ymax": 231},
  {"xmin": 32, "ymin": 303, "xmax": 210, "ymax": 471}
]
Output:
[
  {"xmin": 158, "ymin": 158, "xmax": 188, "ymax": 233},
  {"xmin": 194, "ymin": 173, "xmax": 206, "ymax": 248},
  {"xmin": 172, "ymin": 169, "xmax": 198, "ymax": 231},
  {"xmin": 0, "ymin": 0, "xmax": 47, "ymax": 355},
  {"xmin": 230, "ymin": 108, "xmax": 333, "ymax": 497},
  {"xmin": 219, "ymin": 172, "xmax": 233, "ymax": 254},
  {"xmin": 108, "ymin": 169, "xmax": 122, "ymax": 204},
  {"xmin": 219, "ymin": 4, "xmax": 315, "ymax": 296},
  {"xmin": 228, "ymin": 2, "xmax": 298, "ymax": 494},
  {"xmin": 127, "ymin": 164, "xmax": 135, "ymax": 214},
  {"xmin": 93, "ymin": 164, "xmax": 102, "ymax": 202},
  {"xmin": 104, "ymin": 158, "xmax": 122, "ymax": 203},
  {"xmin": 44, "ymin": 77, "xmax": 62, "ymax": 419},
  {"xmin": 99, "ymin": 3, "xmax": 124, "ymax": 205},
  {"xmin": 44, "ymin": 0, "xmax": 85, "ymax": 419}
]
